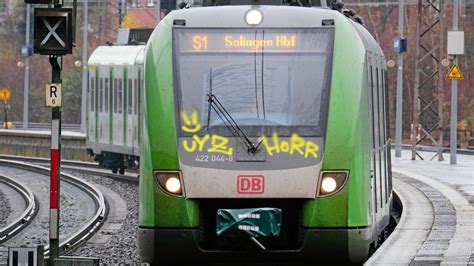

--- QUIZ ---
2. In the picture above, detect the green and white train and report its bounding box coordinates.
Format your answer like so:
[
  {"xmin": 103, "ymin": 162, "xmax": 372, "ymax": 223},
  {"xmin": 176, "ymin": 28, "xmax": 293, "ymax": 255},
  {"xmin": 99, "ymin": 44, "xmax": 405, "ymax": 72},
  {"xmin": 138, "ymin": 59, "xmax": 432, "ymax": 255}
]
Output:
[
  {"xmin": 87, "ymin": 1, "xmax": 393, "ymax": 264},
  {"xmin": 86, "ymin": 45, "xmax": 145, "ymax": 174}
]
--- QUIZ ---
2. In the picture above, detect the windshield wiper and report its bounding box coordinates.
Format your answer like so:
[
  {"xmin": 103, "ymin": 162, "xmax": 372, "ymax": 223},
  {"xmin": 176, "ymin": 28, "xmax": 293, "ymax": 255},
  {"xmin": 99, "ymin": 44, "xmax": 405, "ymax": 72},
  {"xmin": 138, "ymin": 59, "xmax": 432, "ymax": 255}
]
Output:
[
  {"xmin": 206, "ymin": 69, "xmax": 213, "ymax": 131},
  {"xmin": 206, "ymin": 69, "xmax": 261, "ymax": 154},
  {"xmin": 208, "ymin": 93, "xmax": 261, "ymax": 153}
]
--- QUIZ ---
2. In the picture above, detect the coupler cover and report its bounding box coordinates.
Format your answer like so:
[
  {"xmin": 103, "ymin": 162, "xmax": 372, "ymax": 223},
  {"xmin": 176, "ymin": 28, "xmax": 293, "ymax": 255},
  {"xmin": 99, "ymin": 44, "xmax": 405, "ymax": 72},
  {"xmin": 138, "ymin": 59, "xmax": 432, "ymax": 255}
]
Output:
[{"xmin": 216, "ymin": 208, "xmax": 282, "ymax": 238}]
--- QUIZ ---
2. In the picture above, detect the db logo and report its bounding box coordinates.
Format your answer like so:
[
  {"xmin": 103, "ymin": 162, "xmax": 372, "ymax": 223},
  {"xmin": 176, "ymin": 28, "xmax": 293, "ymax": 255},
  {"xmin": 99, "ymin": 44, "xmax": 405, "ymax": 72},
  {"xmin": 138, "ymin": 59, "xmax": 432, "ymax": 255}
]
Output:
[{"xmin": 237, "ymin": 175, "xmax": 264, "ymax": 194}]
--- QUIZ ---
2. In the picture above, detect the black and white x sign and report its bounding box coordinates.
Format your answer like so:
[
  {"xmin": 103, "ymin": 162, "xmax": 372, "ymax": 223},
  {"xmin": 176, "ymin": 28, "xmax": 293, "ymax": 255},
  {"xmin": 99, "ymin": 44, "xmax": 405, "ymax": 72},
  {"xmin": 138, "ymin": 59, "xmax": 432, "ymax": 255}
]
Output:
[
  {"xmin": 40, "ymin": 17, "xmax": 66, "ymax": 47},
  {"xmin": 34, "ymin": 8, "xmax": 73, "ymax": 55}
]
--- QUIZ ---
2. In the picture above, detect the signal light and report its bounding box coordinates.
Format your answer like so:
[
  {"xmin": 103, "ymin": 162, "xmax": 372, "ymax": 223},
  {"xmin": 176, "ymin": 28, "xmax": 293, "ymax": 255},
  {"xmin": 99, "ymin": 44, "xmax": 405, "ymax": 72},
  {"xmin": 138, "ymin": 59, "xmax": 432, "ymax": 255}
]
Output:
[{"xmin": 34, "ymin": 8, "xmax": 73, "ymax": 55}]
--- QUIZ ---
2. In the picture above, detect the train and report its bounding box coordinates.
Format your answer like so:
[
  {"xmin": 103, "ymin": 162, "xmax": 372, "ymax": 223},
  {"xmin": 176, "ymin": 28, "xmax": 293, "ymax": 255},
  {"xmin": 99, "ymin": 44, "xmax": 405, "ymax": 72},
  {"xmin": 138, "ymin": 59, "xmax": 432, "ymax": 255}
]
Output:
[
  {"xmin": 86, "ymin": 0, "xmax": 393, "ymax": 264},
  {"xmin": 86, "ymin": 44, "xmax": 145, "ymax": 174}
]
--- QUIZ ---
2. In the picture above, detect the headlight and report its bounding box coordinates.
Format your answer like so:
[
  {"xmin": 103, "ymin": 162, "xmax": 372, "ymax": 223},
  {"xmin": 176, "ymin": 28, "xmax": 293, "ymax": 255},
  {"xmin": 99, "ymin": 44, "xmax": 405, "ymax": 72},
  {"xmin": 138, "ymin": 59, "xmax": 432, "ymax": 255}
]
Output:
[
  {"xmin": 321, "ymin": 176, "xmax": 337, "ymax": 194},
  {"xmin": 165, "ymin": 177, "xmax": 181, "ymax": 194},
  {"xmin": 154, "ymin": 171, "xmax": 184, "ymax": 197},
  {"xmin": 317, "ymin": 171, "xmax": 349, "ymax": 197},
  {"xmin": 245, "ymin": 9, "xmax": 263, "ymax": 26}
]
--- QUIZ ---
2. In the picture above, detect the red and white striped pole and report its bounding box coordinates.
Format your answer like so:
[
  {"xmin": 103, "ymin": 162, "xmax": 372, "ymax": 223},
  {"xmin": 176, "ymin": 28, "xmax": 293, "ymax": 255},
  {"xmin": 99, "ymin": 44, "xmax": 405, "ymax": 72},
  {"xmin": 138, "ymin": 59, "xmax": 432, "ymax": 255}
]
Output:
[{"xmin": 49, "ymin": 56, "xmax": 61, "ymax": 263}]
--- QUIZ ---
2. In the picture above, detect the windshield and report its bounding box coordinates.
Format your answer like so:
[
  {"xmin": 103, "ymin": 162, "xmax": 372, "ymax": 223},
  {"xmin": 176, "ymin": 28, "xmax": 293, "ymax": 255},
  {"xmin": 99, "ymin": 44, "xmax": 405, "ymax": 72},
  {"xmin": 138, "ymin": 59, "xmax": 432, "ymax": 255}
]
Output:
[{"xmin": 173, "ymin": 28, "xmax": 334, "ymax": 137}]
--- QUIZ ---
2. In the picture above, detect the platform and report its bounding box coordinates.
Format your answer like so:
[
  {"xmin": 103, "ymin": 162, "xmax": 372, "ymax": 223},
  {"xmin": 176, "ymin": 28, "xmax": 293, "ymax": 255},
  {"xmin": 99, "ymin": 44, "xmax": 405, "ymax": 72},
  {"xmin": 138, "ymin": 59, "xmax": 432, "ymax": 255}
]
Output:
[
  {"xmin": 366, "ymin": 150, "xmax": 474, "ymax": 265},
  {"xmin": 0, "ymin": 128, "xmax": 89, "ymax": 161}
]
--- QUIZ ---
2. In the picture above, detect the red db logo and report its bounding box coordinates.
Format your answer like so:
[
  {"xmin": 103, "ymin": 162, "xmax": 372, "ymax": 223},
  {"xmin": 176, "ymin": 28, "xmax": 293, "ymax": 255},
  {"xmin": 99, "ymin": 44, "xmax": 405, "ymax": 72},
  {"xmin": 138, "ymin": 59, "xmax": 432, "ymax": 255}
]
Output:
[{"xmin": 237, "ymin": 175, "xmax": 264, "ymax": 194}]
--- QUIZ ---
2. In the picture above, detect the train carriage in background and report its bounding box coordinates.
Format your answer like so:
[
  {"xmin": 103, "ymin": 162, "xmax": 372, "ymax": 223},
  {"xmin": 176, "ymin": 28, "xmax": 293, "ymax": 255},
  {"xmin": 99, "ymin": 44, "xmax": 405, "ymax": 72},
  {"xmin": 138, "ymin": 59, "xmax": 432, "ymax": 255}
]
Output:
[
  {"xmin": 138, "ymin": 1, "xmax": 393, "ymax": 264},
  {"xmin": 86, "ymin": 44, "xmax": 145, "ymax": 174}
]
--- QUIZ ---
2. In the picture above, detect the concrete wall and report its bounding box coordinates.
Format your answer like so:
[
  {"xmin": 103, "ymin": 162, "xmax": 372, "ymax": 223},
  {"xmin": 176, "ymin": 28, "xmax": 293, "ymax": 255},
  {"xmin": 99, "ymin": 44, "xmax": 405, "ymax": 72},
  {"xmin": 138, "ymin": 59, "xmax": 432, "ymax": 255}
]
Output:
[{"xmin": 0, "ymin": 129, "xmax": 93, "ymax": 162}]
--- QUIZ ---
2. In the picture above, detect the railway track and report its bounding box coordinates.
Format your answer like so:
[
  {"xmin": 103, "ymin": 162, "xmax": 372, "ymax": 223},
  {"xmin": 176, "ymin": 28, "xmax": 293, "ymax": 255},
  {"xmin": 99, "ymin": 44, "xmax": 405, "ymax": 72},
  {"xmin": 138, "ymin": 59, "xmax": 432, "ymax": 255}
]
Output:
[
  {"xmin": 0, "ymin": 159, "xmax": 107, "ymax": 262},
  {"xmin": 0, "ymin": 174, "xmax": 37, "ymax": 243},
  {"xmin": 0, "ymin": 157, "xmax": 401, "ymax": 263},
  {"xmin": 0, "ymin": 155, "xmax": 138, "ymax": 183}
]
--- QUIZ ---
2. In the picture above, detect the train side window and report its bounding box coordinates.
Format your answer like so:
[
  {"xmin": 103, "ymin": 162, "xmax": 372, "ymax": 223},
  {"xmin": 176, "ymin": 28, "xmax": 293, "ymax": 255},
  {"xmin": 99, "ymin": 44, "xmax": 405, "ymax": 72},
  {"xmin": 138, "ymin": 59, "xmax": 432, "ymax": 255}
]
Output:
[
  {"xmin": 380, "ymin": 67, "xmax": 386, "ymax": 204},
  {"xmin": 90, "ymin": 77, "xmax": 95, "ymax": 112},
  {"xmin": 376, "ymin": 67, "xmax": 383, "ymax": 148},
  {"xmin": 384, "ymin": 69, "xmax": 392, "ymax": 194},
  {"xmin": 379, "ymin": 65, "xmax": 388, "ymax": 203},
  {"xmin": 113, "ymin": 78, "xmax": 117, "ymax": 113},
  {"xmin": 99, "ymin": 77, "xmax": 104, "ymax": 112},
  {"xmin": 380, "ymin": 67, "xmax": 386, "ymax": 147},
  {"xmin": 138, "ymin": 70, "xmax": 142, "ymax": 113},
  {"xmin": 382, "ymin": 69, "xmax": 392, "ymax": 200},
  {"xmin": 123, "ymin": 75, "xmax": 127, "ymax": 115},
  {"xmin": 123, "ymin": 77, "xmax": 127, "ymax": 115},
  {"xmin": 118, "ymin": 79, "xmax": 123, "ymax": 114},
  {"xmin": 104, "ymin": 77, "xmax": 109, "ymax": 112},
  {"xmin": 128, "ymin": 78, "xmax": 133, "ymax": 115},
  {"xmin": 134, "ymin": 79, "xmax": 138, "ymax": 115},
  {"xmin": 384, "ymin": 70, "xmax": 390, "ymax": 144}
]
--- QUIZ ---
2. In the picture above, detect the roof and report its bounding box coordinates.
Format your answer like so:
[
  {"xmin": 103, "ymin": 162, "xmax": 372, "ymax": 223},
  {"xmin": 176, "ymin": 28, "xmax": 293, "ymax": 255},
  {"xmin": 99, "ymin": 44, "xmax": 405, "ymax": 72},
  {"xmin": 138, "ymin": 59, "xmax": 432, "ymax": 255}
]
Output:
[{"xmin": 88, "ymin": 45, "xmax": 146, "ymax": 66}]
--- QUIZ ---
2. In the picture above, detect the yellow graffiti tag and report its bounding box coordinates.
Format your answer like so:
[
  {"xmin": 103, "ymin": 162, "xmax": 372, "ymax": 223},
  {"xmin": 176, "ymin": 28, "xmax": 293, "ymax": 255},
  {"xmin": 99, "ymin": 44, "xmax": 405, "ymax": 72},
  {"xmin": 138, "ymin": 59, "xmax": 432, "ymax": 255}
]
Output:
[
  {"xmin": 181, "ymin": 111, "xmax": 202, "ymax": 133},
  {"xmin": 180, "ymin": 111, "xmax": 318, "ymax": 158},
  {"xmin": 261, "ymin": 133, "xmax": 319, "ymax": 158},
  {"xmin": 183, "ymin": 134, "xmax": 210, "ymax": 152},
  {"xmin": 208, "ymin": 135, "xmax": 233, "ymax": 155},
  {"xmin": 183, "ymin": 134, "xmax": 233, "ymax": 155}
]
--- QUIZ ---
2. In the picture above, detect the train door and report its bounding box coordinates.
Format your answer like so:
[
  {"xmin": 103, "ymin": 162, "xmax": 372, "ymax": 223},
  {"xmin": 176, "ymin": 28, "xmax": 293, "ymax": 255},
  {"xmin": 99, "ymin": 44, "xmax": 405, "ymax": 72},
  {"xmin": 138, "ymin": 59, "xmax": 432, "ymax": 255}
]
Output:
[
  {"xmin": 371, "ymin": 56, "xmax": 389, "ymax": 233},
  {"xmin": 131, "ymin": 66, "xmax": 141, "ymax": 155},
  {"xmin": 137, "ymin": 67, "xmax": 143, "ymax": 153},
  {"xmin": 113, "ymin": 66, "xmax": 124, "ymax": 146},
  {"xmin": 376, "ymin": 58, "xmax": 387, "ymax": 215},
  {"xmin": 125, "ymin": 67, "xmax": 134, "ymax": 149},
  {"xmin": 98, "ymin": 66, "xmax": 109, "ymax": 144},
  {"xmin": 88, "ymin": 66, "xmax": 98, "ymax": 143},
  {"xmin": 366, "ymin": 55, "xmax": 377, "ymax": 225}
]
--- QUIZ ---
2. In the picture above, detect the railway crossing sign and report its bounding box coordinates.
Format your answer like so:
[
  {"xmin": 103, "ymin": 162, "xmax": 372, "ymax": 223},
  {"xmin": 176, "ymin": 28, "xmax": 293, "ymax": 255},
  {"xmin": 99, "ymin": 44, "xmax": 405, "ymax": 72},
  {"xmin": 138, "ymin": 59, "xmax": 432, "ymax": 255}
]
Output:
[
  {"xmin": 46, "ymin": 83, "xmax": 62, "ymax": 107},
  {"xmin": 447, "ymin": 64, "xmax": 463, "ymax": 79},
  {"xmin": 0, "ymin": 88, "xmax": 11, "ymax": 101},
  {"xmin": 34, "ymin": 8, "xmax": 73, "ymax": 55}
]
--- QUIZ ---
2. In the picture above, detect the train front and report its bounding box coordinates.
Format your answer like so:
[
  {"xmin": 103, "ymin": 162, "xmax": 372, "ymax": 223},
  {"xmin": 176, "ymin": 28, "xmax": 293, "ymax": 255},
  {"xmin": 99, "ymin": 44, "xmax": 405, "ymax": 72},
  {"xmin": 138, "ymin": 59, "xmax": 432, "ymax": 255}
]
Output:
[{"xmin": 140, "ymin": 6, "xmax": 368, "ymax": 264}]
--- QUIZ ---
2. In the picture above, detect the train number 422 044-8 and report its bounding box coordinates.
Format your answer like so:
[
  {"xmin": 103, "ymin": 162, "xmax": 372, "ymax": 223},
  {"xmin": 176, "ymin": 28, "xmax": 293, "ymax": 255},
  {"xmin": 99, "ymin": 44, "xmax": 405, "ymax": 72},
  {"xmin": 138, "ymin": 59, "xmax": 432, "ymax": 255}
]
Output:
[{"xmin": 195, "ymin": 154, "xmax": 233, "ymax": 162}]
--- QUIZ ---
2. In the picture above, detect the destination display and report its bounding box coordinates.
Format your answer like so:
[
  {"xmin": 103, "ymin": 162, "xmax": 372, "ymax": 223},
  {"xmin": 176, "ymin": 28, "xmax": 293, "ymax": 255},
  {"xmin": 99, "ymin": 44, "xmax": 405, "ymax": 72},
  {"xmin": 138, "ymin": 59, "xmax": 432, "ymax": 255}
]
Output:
[{"xmin": 176, "ymin": 28, "xmax": 331, "ymax": 53}]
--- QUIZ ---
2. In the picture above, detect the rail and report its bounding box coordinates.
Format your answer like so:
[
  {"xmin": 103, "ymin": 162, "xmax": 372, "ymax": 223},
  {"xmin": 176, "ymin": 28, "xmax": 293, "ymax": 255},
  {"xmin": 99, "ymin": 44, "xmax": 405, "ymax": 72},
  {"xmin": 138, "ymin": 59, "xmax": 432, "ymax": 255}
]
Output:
[
  {"xmin": 0, "ymin": 155, "xmax": 138, "ymax": 180},
  {"xmin": 0, "ymin": 174, "xmax": 38, "ymax": 243},
  {"xmin": 0, "ymin": 159, "xmax": 107, "ymax": 255}
]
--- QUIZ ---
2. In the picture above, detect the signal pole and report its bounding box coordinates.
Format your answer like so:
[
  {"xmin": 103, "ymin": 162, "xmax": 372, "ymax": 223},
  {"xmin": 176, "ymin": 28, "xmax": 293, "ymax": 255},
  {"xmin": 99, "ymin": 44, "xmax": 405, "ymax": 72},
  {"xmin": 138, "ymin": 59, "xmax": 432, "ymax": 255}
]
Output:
[
  {"xmin": 450, "ymin": 0, "xmax": 460, "ymax": 164},
  {"xmin": 27, "ymin": 0, "xmax": 76, "ymax": 262},
  {"xmin": 80, "ymin": 0, "xmax": 88, "ymax": 134},
  {"xmin": 49, "ymin": 56, "xmax": 61, "ymax": 264},
  {"xmin": 23, "ymin": 4, "xmax": 31, "ymax": 129},
  {"xmin": 395, "ymin": 0, "xmax": 405, "ymax": 157}
]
